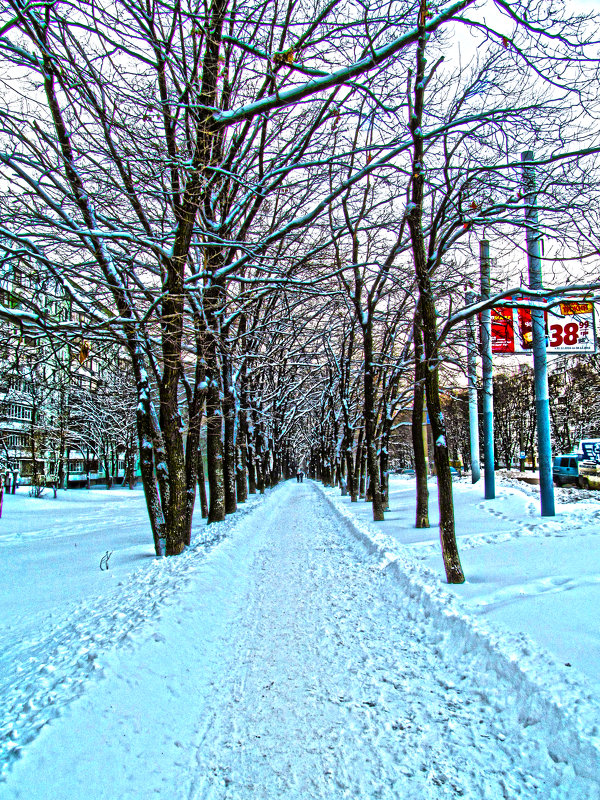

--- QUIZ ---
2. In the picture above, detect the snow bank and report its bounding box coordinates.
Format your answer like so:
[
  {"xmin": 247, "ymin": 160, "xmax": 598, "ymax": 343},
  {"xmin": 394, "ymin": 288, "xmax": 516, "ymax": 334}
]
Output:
[{"xmin": 318, "ymin": 483, "xmax": 600, "ymax": 784}]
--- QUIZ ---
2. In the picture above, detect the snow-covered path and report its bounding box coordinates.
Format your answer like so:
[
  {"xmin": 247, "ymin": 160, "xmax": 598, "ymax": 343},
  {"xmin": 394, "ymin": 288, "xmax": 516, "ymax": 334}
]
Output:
[{"xmin": 2, "ymin": 481, "xmax": 599, "ymax": 798}]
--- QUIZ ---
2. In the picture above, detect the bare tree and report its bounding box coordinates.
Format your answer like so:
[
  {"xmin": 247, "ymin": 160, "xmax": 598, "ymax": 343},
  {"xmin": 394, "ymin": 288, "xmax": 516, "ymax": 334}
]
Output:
[
  {"xmin": 1, "ymin": 0, "xmax": 599, "ymax": 571},
  {"xmin": 1, "ymin": 0, "xmax": 488, "ymax": 553}
]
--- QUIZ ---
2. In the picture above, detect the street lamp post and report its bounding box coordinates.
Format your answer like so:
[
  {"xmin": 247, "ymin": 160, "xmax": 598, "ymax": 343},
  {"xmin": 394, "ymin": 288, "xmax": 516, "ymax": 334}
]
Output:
[
  {"xmin": 521, "ymin": 151, "xmax": 555, "ymax": 517},
  {"xmin": 480, "ymin": 240, "xmax": 495, "ymax": 500}
]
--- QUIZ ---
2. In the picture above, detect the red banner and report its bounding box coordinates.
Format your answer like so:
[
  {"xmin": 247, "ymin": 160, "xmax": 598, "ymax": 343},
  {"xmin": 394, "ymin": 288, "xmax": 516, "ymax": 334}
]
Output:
[{"xmin": 490, "ymin": 296, "xmax": 596, "ymax": 354}]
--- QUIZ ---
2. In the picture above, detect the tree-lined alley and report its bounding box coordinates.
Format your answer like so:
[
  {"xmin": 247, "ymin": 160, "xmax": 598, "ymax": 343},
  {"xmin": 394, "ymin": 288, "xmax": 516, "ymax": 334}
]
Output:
[{"xmin": 1, "ymin": 0, "xmax": 600, "ymax": 579}]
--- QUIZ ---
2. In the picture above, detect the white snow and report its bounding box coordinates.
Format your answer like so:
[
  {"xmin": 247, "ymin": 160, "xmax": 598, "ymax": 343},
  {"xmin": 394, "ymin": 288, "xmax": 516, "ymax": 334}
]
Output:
[
  {"xmin": 326, "ymin": 474, "xmax": 600, "ymax": 690},
  {"xmin": 0, "ymin": 478, "xmax": 599, "ymax": 797}
]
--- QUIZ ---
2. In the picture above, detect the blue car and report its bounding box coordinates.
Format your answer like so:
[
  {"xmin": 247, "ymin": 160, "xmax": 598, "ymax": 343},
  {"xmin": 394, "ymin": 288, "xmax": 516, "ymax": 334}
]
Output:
[{"xmin": 552, "ymin": 454, "xmax": 581, "ymax": 486}]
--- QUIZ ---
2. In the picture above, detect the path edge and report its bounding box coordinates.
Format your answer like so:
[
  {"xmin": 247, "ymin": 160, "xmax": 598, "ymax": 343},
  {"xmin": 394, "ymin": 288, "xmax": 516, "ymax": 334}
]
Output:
[{"xmin": 313, "ymin": 480, "xmax": 600, "ymax": 784}]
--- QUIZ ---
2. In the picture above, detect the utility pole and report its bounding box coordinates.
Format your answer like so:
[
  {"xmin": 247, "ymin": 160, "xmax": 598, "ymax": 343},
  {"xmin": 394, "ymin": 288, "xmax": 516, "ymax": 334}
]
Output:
[
  {"xmin": 521, "ymin": 151, "xmax": 555, "ymax": 516},
  {"xmin": 465, "ymin": 284, "xmax": 481, "ymax": 483},
  {"xmin": 480, "ymin": 240, "xmax": 495, "ymax": 499}
]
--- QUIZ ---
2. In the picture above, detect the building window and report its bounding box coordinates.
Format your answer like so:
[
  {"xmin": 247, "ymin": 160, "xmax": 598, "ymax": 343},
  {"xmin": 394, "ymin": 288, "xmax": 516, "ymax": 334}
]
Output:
[
  {"xmin": 6, "ymin": 403, "xmax": 32, "ymax": 421},
  {"xmin": 3, "ymin": 433, "xmax": 28, "ymax": 448}
]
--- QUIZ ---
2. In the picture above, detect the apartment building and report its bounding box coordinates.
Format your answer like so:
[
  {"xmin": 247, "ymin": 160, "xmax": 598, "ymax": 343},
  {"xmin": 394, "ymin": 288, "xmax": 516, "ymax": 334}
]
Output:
[{"xmin": 0, "ymin": 252, "xmax": 139, "ymax": 488}]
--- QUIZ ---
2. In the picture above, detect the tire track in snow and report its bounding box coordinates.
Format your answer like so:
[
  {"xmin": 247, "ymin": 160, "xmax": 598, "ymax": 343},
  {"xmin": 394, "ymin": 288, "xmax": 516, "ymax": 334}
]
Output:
[{"xmin": 185, "ymin": 482, "xmax": 599, "ymax": 800}]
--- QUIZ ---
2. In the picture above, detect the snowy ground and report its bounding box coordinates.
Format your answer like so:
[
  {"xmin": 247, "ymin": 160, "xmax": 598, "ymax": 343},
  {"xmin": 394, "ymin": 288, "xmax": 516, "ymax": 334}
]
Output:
[
  {"xmin": 0, "ymin": 479, "xmax": 599, "ymax": 798},
  {"xmin": 0, "ymin": 486, "xmax": 154, "ymax": 639},
  {"xmin": 324, "ymin": 475, "xmax": 600, "ymax": 688}
]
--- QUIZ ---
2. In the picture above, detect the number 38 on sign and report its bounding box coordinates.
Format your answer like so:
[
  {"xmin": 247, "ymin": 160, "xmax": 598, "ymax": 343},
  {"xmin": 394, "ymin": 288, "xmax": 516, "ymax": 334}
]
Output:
[{"xmin": 491, "ymin": 297, "xmax": 596, "ymax": 354}]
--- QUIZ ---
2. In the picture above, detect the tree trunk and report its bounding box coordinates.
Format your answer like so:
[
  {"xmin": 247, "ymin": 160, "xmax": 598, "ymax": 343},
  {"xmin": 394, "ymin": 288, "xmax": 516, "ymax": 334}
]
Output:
[
  {"xmin": 263, "ymin": 438, "xmax": 273, "ymax": 488},
  {"xmin": 321, "ymin": 445, "xmax": 332, "ymax": 486},
  {"xmin": 247, "ymin": 433, "xmax": 257, "ymax": 494},
  {"xmin": 157, "ymin": 256, "xmax": 189, "ymax": 554},
  {"xmin": 412, "ymin": 291, "xmax": 464, "ymax": 582},
  {"xmin": 424, "ymin": 360, "xmax": 464, "ymax": 583},
  {"xmin": 181, "ymin": 363, "xmax": 204, "ymax": 545},
  {"xmin": 359, "ymin": 444, "xmax": 366, "ymax": 498},
  {"xmin": 206, "ymin": 379, "xmax": 226, "ymax": 524},
  {"xmin": 30, "ymin": 407, "xmax": 38, "ymax": 487},
  {"xmin": 235, "ymin": 445, "xmax": 247, "ymax": 503},
  {"xmin": 345, "ymin": 445, "xmax": 355, "ymax": 502},
  {"xmin": 405, "ymin": 4, "xmax": 464, "ymax": 583},
  {"xmin": 256, "ymin": 459, "xmax": 265, "ymax": 493},
  {"xmin": 379, "ymin": 429, "xmax": 390, "ymax": 511},
  {"xmin": 236, "ymin": 400, "xmax": 249, "ymax": 503},
  {"xmin": 104, "ymin": 454, "xmax": 112, "ymax": 488},
  {"xmin": 125, "ymin": 434, "xmax": 135, "ymax": 489},
  {"xmin": 412, "ymin": 315, "xmax": 429, "ymax": 528},
  {"xmin": 133, "ymin": 364, "xmax": 167, "ymax": 556},
  {"xmin": 65, "ymin": 446, "xmax": 71, "ymax": 490},
  {"xmin": 255, "ymin": 425, "xmax": 266, "ymax": 494},
  {"xmin": 352, "ymin": 428, "xmax": 363, "ymax": 502},
  {"xmin": 222, "ymin": 352, "xmax": 237, "ymax": 514},
  {"xmin": 223, "ymin": 396, "xmax": 237, "ymax": 514},
  {"xmin": 362, "ymin": 323, "xmax": 385, "ymax": 521},
  {"xmin": 58, "ymin": 429, "xmax": 66, "ymax": 490},
  {"xmin": 269, "ymin": 434, "xmax": 280, "ymax": 487},
  {"xmin": 197, "ymin": 445, "xmax": 209, "ymax": 519}
]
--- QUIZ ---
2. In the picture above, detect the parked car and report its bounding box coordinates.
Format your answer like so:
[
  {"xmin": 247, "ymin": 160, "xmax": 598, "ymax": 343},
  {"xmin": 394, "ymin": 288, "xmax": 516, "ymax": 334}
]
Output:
[
  {"xmin": 552, "ymin": 454, "xmax": 581, "ymax": 486},
  {"xmin": 575, "ymin": 439, "xmax": 600, "ymax": 489}
]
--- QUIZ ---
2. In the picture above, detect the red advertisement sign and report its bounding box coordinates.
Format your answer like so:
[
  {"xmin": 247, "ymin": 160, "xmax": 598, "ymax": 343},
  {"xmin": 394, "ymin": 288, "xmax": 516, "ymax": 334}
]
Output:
[
  {"xmin": 491, "ymin": 306, "xmax": 514, "ymax": 353},
  {"xmin": 491, "ymin": 296, "xmax": 596, "ymax": 354}
]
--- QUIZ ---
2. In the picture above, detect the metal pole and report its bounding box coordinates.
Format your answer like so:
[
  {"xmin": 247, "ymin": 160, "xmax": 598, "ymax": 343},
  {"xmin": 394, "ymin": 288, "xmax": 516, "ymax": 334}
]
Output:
[
  {"xmin": 521, "ymin": 151, "xmax": 555, "ymax": 516},
  {"xmin": 465, "ymin": 284, "xmax": 481, "ymax": 483},
  {"xmin": 480, "ymin": 240, "xmax": 495, "ymax": 499},
  {"xmin": 423, "ymin": 408, "xmax": 429, "ymax": 475}
]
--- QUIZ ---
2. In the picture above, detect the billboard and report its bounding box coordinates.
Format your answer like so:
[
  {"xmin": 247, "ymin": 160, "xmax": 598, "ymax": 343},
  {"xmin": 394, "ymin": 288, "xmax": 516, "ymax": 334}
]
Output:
[
  {"xmin": 491, "ymin": 296, "xmax": 596, "ymax": 354},
  {"xmin": 580, "ymin": 439, "xmax": 600, "ymax": 464}
]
